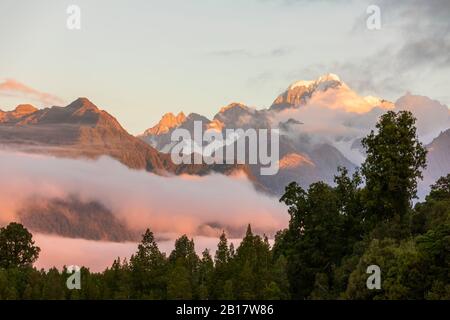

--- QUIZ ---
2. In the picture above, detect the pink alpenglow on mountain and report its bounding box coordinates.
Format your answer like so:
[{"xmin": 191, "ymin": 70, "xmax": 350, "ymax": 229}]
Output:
[
  {"xmin": 143, "ymin": 112, "xmax": 187, "ymax": 135},
  {"xmin": 278, "ymin": 153, "xmax": 315, "ymax": 169}
]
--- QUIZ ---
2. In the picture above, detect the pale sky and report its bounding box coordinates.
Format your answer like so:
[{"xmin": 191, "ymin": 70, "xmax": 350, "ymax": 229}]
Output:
[{"xmin": 1, "ymin": 0, "xmax": 449, "ymax": 134}]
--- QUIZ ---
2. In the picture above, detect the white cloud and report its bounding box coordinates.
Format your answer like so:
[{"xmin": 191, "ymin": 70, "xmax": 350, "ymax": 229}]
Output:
[
  {"xmin": 33, "ymin": 233, "xmax": 246, "ymax": 272},
  {"xmin": 0, "ymin": 79, "xmax": 64, "ymax": 108},
  {"xmin": 0, "ymin": 150, "xmax": 288, "ymax": 238}
]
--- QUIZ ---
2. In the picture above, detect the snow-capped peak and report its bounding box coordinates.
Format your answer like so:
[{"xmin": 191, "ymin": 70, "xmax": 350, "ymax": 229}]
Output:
[
  {"xmin": 318, "ymin": 73, "xmax": 341, "ymax": 82},
  {"xmin": 289, "ymin": 80, "xmax": 315, "ymax": 90},
  {"xmin": 271, "ymin": 73, "xmax": 346, "ymax": 111},
  {"xmin": 289, "ymin": 73, "xmax": 342, "ymax": 90}
]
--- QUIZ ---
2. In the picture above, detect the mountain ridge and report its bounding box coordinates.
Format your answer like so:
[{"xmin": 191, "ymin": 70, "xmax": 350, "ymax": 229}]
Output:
[
  {"xmin": 138, "ymin": 73, "xmax": 449, "ymax": 196},
  {"xmin": 0, "ymin": 97, "xmax": 261, "ymax": 185}
]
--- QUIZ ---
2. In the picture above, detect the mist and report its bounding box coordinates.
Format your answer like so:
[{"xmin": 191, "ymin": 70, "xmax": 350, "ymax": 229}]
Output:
[
  {"xmin": 0, "ymin": 150, "xmax": 288, "ymax": 238},
  {"xmin": 33, "ymin": 233, "xmax": 246, "ymax": 272}
]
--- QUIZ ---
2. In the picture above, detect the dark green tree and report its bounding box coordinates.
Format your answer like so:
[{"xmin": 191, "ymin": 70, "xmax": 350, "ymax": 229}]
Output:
[
  {"xmin": 361, "ymin": 111, "xmax": 427, "ymax": 235},
  {"xmin": 168, "ymin": 235, "xmax": 200, "ymax": 298},
  {"xmin": 215, "ymin": 231, "xmax": 230, "ymax": 267},
  {"xmin": 428, "ymin": 174, "xmax": 450, "ymax": 201},
  {"xmin": 211, "ymin": 231, "xmax": 232, "ymax": 299},
  {"xmin": 334, "ymin": 166, "xmax": 365, "ymax": 244},
  {"xmin": 102, "ymin": 258, "xmax": 131, "ymax": 299},
  {"xmin": 198, "ymin": 249, "xmax": 214, "ymax": 299},
  {"xmin": 0, "ymin": 223, "xmax": 40, "ymax": 269},
  {"xmin": 41, "ymin": 267, "xmax": 66, "ymax": 300},
  {"xmin": 271, "ymin": 255, "xmax": 290, "ymax": 299},
  {"xmin": 233, "ymin": 225, "xmax": 274, "ymax": 299},
  {"xmin": 167, "ymin": 259, "xmax": 192, "ymax": 299},
  {"xmin": 129, "ymin": 229, "xmax": 167, "ymax": 299},
  {"xmin": 277, "ymin": 181, "xmax": 350, "ymax": 298}
]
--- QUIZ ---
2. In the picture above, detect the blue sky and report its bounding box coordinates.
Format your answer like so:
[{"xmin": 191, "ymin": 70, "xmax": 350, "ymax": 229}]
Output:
[{"xmin": 0, "ymin": 0, "xmax": 449, "ymax": 134}]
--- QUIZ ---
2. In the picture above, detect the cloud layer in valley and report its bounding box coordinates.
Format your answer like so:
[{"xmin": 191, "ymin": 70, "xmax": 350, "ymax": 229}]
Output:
[
  {"xmin": 33, "ymin": 233, "xmax": 246, "ymax": 272},
  {"xmin": 0, "ymin": 150, "xmax": 288, "ymax": 238}
]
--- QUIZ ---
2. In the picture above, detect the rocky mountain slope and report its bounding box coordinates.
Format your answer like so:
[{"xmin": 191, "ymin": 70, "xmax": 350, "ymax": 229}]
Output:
[
  {"xmin": 0, "ymin": 97, "xmax": 177, "ymax": 173},
  {"xmin": 420, "ymin": 129, "xmax": 450, "ymax": 197},
  {"xmin": 18, "ymin": 195, "xmax": 139, "ymax": 241},
  {"xmin": 139, "ymin": 73, "xmax": 449, "ymax": 195}
]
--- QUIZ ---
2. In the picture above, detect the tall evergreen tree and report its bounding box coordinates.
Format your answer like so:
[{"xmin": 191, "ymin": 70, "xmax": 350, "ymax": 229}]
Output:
[
  {"xmin": 215, "ymin": 231, "xmax": 230, "ymax": 267},
  {"xmin": 211, "ymin": 231, "xmax": 232, "ymax": 299},
  {"xmin": 198, "ymin": 249, "xmax": 214, "ymax": 300},
  {"xmin": 167, "ymin": 260, "xmax": 192, "ymax": 299},
  {"xmin": 361, "ymin": 111, "xmax": 427, "ymax": 235},
  {"xmin": 168, "ymin": 235, "xmax": 200, "ymax": 298},
  {"xmin": 130, "ymin": 229, "xmax": 167, "ymax": 299}
]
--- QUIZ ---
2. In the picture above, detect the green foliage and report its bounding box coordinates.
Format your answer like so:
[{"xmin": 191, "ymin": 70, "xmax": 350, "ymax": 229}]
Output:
[
  {"xmin": 198, "ymin": 249, "xmax": 213, "ymax": 299},
  {"xmin": 344, "ymin": 239, "xmax": 425, "ymax": 300},
  {"xmin": 129, "ymin": 229, "xmax": 166, "ymax": 299},
  {"xmin": 0, "ymin": 222, "xmax": 40, "ymax": 269},
  {"xmin": 428, "ymin": 174, "xmax": 450, "ymax": 201},
  {"xmin": 276, "ymin": 171, "xmax": 364, "ymax": 299},
  {"xmin": 274, "ymin": 111, "xmax": 447, "ymax": 300},
  {"xmin": 167, "ymin": 260, "xmax": 192, "ymax": 299},
  {"xmin": 361, "ymin": 111, "xmax": 427, "ymax": 234},
  {"xmin": 215, "ymin": 232, "xmax": 230, "ymax": 268}
]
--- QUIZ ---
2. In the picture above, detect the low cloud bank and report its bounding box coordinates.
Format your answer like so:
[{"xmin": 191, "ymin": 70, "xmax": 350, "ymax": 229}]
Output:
[
  {"xmin": 33, "ymin": 233, "xmax": 245, "ymax": 272},
  {"xmin": 0, "ymin": 150, "xmax": 288, "ymax": 238}
]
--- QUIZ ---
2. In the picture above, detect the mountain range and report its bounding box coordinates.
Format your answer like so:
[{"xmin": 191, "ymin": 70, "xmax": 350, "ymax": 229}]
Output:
[
  {"xmin": 0, "ymin": 97, "xmax": 256, "ymax": 179},
  {"xmin": 1, "ymin": 73, "xmax": 449, "ymax": 240},
  {"xmin": 138, "ymin": 73, "xmax": 450, "ymax": 195}
]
